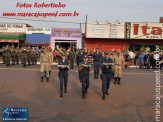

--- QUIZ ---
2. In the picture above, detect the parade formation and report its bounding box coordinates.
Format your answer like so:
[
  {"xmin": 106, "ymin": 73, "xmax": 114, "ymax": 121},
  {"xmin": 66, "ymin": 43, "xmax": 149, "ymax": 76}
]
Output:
[{"xmin": 0, "ymin": 45, "xmax": 129, "ymax": 100}]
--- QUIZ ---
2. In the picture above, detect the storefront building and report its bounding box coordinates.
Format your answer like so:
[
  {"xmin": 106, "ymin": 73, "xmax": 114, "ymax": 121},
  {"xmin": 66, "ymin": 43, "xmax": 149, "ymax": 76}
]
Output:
[
  {"xmin": 85, "ymin": 22, "xmax": 125, "ymax": 52},
  {"xmin": 25, "ymin": 27, "xmax": 51, "ymax": 47},
  {"xmin": 85, "ymin": 21, "xmax": 163, "ymax": 52},
  {"xmin": 125, "ymin": 22, "xmax": 163, "ymax": 51},
  {"xmin": 50, "ymin": 28, "xmax": 82, "ymax": 50},
  {"xmin": 0, "ymin": 23, "xmax": 31, "ymax": 48}
]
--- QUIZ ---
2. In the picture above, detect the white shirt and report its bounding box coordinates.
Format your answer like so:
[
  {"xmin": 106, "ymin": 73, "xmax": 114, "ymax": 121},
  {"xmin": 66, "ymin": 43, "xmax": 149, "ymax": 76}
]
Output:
[
  {"xmin": 128, "ymin": 52, "xmax": 135, "ymax": 58},
  {"xmin": 153, "ymin": 54, "xmax": 160, "ymax": 60}
]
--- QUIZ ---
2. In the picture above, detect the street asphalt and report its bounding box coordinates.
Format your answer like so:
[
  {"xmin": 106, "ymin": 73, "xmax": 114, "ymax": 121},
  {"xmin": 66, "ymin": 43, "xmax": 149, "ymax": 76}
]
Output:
[{"xmin": 0, "ymin": 64, "xmax": 162, "ymax": 122}]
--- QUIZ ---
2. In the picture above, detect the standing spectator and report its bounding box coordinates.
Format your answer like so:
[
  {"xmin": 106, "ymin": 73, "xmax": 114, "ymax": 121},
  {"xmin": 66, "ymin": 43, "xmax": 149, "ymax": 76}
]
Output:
[
  {"xmin": 53, "ymin": 49, "xmax": 57, "ymax": 63},
  {"xmin": 124, "ymin": 53, "xmax": 129, "ymax": 69},
  {"xmin": 150, "ymin": 52, "xmax": 155, "ymax": 69},
  {"xmin": 135, "ymin": 51, "xmax": 140, "ymax": 68},
  {"xmin": 36, "ymin": 46, "xmax": 40, "ymax": 60},
  {"xmin": 159, "ymin": 54, "xmax": 163, "ymax": 70},
  {"xmin": 123, "ymin": 50, "xmax": 127, "ymax": 56},
  {"xmin": 144, "ymin": 52, "xmax": 150, "ymax": 69},
  {"xmin": 153, "ymin": 51, "xmax": 160, "ymax": 69},
  {"xmin": 128, "ymin": 50, "xmax": 135, "ymax": 66},
  {"xmin": 138, "ymin": 52, "xmax": 145, "ymax": 69}
]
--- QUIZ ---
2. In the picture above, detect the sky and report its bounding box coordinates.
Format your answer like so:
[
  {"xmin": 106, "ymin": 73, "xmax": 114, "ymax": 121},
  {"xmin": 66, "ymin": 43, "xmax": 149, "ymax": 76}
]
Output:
[{"xmin": 0, "ymin": 0, "xmax": 163, "ymax": 31}]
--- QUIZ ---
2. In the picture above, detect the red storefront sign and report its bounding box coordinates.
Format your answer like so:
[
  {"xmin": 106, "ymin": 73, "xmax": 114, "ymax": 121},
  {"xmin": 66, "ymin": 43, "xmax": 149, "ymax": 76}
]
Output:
[{"xmin": 0, "ymin": 40, "xmax": 19, "ymax": 43}]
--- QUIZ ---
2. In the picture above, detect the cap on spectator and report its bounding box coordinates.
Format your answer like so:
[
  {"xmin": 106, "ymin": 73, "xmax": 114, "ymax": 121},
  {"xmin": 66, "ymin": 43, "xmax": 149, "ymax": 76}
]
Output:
[
  {"xmin": 112, "ymin": 49, "xmax": 115, "ymax": 52},
  {"xmin": 117, "ymin": 49, "xmax": 121, "ymax": 53}
]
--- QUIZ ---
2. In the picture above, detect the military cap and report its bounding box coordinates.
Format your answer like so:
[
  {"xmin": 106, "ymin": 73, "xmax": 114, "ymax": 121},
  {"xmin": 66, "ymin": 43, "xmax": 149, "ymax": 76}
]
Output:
[
  {"xmin": 83, "ymin": 55, "xmax": 88, "ymax": 58},
  {"xmin": 105, "ymin": 51, "xmax": 109, "ymax": 55},
  {"xmin": 96, "ymin": 47, "xmax": 99, "ymax": 49}
]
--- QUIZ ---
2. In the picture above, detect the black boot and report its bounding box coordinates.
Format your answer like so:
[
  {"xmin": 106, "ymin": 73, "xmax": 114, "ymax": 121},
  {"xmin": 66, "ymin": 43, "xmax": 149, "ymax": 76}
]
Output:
[
  {"xmin": 105, "ymin": 90, "xmax": 109, "ymax": 95},
  {"xmin": 49, "ymin": 71, "xmax": 51, "ymax": 77},
  {"xmin": 44, "ymin": 71, "xmax": 46, "ymax": 77},
  {"xmin": 60, "ymin": 90, "xmax": 63, "ymax": 97},
  {"xmin": 118, "ymin": 77, "xmax": 121, "ymax": 85},
  {"xmin": 96, "ymin": 74, "xmax": 99, "ymax": 79},
  {"xmin": 41, "ymin": 76, "xmax": 43, "ymax": 82},
  {"xmin": 114, "ymin": 77, "xmax": 117, "ymax": 84},
  {"xmin": 64, "ymin": 87, "xmax": 67, "ymax": 93},
  {"xmin": 47, "ymin": 77, "xmax": 49, "ymax": 82},
  {"xmin": 102, "ymin": 93, "xmax": 106, "ymax": 100},
  {"xmin": 85, "ymin": 89, "xmax": 87, "ymax": 94},
  {"xmin": 82, "ymin": 91, "xmax": 85, "ymax": 99}
]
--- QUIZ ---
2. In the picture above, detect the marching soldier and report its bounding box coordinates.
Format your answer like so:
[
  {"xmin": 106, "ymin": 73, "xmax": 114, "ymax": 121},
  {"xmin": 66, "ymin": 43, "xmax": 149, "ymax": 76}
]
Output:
[
  {"xmin": 21, "ymin": 47, "xmax": 28, "ymax": 67},
  {"xmin": 15, "ymin": 49, "xmax": 20, "ymax": 65},
  {"xmin": 34, "ymin": 50, "xmax": 38, "ymax": 65},
  {"xmin": 110, "ymin": 49, "xmax": 116, "ymax": 79},
  {"xmin": 11, "ymin": 49, "xmax": 16, "ymax": 65},
  {"xmin": 79, "ymin": 55, "xmax": 92, "ymax": 99},
  {"xmin": 27, "ymin": 49, "xmax": 31, "ymax": 66},
  {"xmin": 113, "ymin": 49, "xmax": 124, "ymax": 85},
  {"xmin": 76, "ymin": 48, "xmax": 86, "ymax": 67},
  {"xmin": 93, "ymin": 47, "xmax": 102, "ymax": 79},
  {"xmin": 58, "ymin": 54, "xmax": 69, "ymax": 97},
  {"xmin": 5, "ymin": 47, "xmax": 11, "ymax": 66},
  {"xmin": 100, "ymin": 52, "xmax": 113, "ymax": 100},
  {"xmin": 20, "ymin": 47, "xmax": 23, "ymax": 64},
  {"xmin": 47, "ymin": 48, "xmax": 53, "ymax": 76},
  {"xmin": 2, "ymin": 45, "xmax": 6, "ymax": 64},
  {"xmin": 69, "ymin": 48, "xmax": 76, "ymax": 69},
  {"xmin": 40, "ymin": 48, "xmax": 50, "ymax": 82},
  {"xmin": 31, "ymin": 50, "xmax": 35, "ymax": 65},
  {"xmin": 76, "ymin": 48, "xmax": 86, "ymax": 81}
]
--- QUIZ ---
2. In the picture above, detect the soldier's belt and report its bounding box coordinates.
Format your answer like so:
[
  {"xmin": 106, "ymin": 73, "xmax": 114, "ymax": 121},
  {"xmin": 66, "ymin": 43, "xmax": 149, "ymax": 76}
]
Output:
[
  {"xmin": 42, "ymin": 61, "xmax": 49, "ymax": 62},
  {"xmin": 115, "ymin": 64, "xmax": 122, "ymax": 66}
]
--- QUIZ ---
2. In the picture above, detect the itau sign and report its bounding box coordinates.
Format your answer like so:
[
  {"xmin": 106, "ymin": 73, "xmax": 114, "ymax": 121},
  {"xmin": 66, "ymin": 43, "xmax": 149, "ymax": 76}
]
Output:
[
  {"xmin": 0, "ymin": 23, "xmax": 26, "ymax": 33},
  {"xmin": 125, "ymin": 22, "xmax": 163, "ymax": 39}
]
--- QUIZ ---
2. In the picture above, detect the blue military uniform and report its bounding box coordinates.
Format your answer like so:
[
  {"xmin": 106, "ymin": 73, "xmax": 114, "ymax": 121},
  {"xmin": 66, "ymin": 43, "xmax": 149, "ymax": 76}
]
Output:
[
  {"xmin": 76, "ymin": 52, "xmax": 86, "ymax": 66},
  {"xmin": 93, "ymin": 51, "xmax": 102, "ymax": 79},
  {"xmin": 58, "ymin": 59, "xmax": 69, "ymax": 97},
  {"xmin": 79, "ymin": 56, "xmax": 91, "ymax": 99},
  {"xmin": 100, "ymin": 52, "xmax": 113, "ymax": 100}
]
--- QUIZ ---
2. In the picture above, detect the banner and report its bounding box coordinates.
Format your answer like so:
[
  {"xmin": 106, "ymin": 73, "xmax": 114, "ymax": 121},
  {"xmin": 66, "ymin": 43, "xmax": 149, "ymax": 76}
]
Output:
[
  {"xmin": 26, "ymin": 27, "xmax": 51, "ymax": 34},
  {"xmin": 86, "ymin": 22, "xmax": 125, "ymax": 38},
  {"xmin": 125, "ymin": 22, "xmax": 163, "ymax": 39},
  {"xmin": 0, "ymin": 23, "xmax": 26, "ymax": 33},
  {"xmin": 51, "ymin": 28, "xmax": 82, "ymax": 38}
]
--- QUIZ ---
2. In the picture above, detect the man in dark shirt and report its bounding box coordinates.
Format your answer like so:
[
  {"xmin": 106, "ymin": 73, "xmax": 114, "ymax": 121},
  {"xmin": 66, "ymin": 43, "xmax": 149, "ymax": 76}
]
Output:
[
  {"xmin": 79, "ymin": 55, "xmax": 92, "ymax": 99},
  {"xmin": 100, "ymin": 52, "xmax": 113, "ymax": 100},
  {"xmin": 58, "ymin": 54, "xmax": 69, "ymax": 97},
  {"xmin": 93, "ymin": 47, "xmax": 102, "ymax": 79}
]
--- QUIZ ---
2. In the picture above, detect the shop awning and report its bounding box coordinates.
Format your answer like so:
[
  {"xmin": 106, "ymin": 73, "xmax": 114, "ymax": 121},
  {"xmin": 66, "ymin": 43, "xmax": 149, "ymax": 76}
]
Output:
[
  {"xmin": 0, "ymin": 39, "xmax": 19, "ymax": 43},
  {"xmin": 0, "ymin": 34, "xmax": 25, "ymax": 40},
  {"xmin": 25, "ymin": 34, "xmax": 50, "ymax": 46}
]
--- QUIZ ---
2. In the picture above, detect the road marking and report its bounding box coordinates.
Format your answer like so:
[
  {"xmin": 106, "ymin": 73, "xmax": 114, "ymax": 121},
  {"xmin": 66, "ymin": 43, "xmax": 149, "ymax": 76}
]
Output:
[{"xmin": 0, "ymin": 67, "xmax": 162, "ymax": 75}]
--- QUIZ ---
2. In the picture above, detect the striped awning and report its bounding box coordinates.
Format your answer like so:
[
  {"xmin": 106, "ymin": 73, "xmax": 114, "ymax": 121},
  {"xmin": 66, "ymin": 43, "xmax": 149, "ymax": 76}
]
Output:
[{"xmin": 0, "ymin": 40, "xmax": 19, "ymax": 43}]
